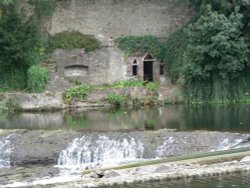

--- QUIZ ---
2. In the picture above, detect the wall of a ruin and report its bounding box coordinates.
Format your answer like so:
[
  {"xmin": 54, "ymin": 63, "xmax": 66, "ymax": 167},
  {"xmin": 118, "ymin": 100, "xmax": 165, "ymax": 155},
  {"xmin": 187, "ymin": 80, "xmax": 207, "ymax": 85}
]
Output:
[{"xmin": 48, "ymin": 0, "xmax": 193, "ymax": 44}]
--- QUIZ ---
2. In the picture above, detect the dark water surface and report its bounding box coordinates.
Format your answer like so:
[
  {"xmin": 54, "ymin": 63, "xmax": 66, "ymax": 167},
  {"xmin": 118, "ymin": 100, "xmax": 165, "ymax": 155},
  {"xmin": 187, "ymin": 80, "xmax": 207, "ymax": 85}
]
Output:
[{"xmin": 0, "ymin": 104, "xmax": 250, "ymax": 132}]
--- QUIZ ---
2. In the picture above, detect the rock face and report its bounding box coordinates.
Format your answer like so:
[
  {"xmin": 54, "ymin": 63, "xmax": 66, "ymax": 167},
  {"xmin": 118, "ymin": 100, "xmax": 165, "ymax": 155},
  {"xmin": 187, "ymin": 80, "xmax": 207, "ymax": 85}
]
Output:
[{"xmin": 49, "ymin": 0, "xmax": 193, "ymax": 44}]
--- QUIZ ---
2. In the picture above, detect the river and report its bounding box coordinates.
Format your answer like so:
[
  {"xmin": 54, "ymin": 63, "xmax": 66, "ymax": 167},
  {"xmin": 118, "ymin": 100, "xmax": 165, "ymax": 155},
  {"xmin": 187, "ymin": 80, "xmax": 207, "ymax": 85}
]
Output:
[{"xmin": 0, "ymin": 104, "xmax": 250, "ymax": 187}]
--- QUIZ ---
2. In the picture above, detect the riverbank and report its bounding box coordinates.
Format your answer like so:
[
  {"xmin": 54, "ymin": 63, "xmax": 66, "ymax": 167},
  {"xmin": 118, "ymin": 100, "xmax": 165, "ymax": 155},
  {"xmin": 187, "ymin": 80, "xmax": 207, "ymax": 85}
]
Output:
[{"xmin": 0, "ymin": 85, "xmax": 182, "ymax": 112}]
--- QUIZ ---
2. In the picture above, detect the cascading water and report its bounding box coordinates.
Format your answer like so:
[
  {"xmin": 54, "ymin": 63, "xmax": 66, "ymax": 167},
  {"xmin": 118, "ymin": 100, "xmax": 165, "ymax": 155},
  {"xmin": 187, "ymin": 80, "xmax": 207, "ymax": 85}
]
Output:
[
  {"xmin": 0, "ymin": 135, "xmax": 13, "ymax": 168},
  {"xmin": 57, "ymin": 135, "xmax": 144, "ymax": 169}
]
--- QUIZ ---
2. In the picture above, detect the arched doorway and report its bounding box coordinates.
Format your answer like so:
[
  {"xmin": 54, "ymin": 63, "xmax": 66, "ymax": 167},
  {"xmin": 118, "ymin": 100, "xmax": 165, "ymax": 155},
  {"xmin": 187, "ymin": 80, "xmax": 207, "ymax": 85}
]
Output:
[{"xmin": 143, "ymin": 54, "xmax": 154, "ymax": 82}]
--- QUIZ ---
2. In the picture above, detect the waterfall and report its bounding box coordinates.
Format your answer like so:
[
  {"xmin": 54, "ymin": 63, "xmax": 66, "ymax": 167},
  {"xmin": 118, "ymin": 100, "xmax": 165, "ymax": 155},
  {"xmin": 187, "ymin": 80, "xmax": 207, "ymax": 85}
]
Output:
[
  {"xmin": 57, "ymin": 135, "xmax": 144, "ymax": 169},
  {"xmin": 0, "ymin": 135, "xmax": 12, "ymax": 168}
]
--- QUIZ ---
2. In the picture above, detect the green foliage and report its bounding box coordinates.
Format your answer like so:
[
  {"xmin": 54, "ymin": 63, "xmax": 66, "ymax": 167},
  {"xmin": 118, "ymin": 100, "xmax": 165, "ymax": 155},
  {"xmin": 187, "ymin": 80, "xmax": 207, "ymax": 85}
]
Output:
[
  {"xmin": 28, "ymin": 0, "xmax": 57, "ymax": 20},
  {"xmin": 107, "ymin": 93, "xmax": 126, "ymax": 108},
  {"xmin": 183, "ymin": 7, "xmax": 250, "ymax": 102},
  {"xmin": 0, "ymin": 97, "xmax": 21, "ymax": 113},
  {"xmin": 184, "ymin": 7, "xmax": 249, "ymax": 80},
  {"xmin": 27, "ymin": 65, "xmax": 49, "ymax": 93},
  {"xmin": 49, "ymin": 31, "xmax": 100, "ymax": 52},
  {"xmin": 145, "ymin": 82, "xmax": 158, "ymax": 91},
  {"xmin": 0, "ymin": 1, "xmax": 45, "ymax": 91},
  {"xmin": 112, "ymin": 79, "xmax": 145, "ymax": 88},
  {"xmin": 162, "ymin": 29, "xmax": 188, "ymax": 83},
  {"xmin": 65, "ymin": 84, "xmax": 91, "ymax": 101},
  {"xmin": 116, "ymin": 35, "xmax": 162, "ymax": 58},
  {"xmin": 0, "ymin": 66, "xmax": 27, "ymax": 92}
]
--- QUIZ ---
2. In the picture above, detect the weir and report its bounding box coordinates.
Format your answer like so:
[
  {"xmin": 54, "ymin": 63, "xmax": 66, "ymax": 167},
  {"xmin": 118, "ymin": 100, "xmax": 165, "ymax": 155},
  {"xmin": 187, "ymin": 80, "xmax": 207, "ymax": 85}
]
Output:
[
  {"xmin": 0, "ymin": 134, "xmax": 12, "ymax": 168},
  {"xmin": 57, "ymin": 133, "xmax": 250, "ymax": 169},
  {"xmin": 57, "ymin": 135, "xmax": 144, "ymax": 169}
]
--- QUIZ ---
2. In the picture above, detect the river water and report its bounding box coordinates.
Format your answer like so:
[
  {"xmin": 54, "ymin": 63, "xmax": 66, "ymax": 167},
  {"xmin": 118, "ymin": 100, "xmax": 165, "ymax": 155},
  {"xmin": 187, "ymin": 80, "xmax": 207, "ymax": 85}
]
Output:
[
  {"xmin": 0, "ymin": 104, "xmax": 250, "ymax": 187},
  {"xmin": 0, "ymin": 104, "xmax": 250, "ymax": 132}
]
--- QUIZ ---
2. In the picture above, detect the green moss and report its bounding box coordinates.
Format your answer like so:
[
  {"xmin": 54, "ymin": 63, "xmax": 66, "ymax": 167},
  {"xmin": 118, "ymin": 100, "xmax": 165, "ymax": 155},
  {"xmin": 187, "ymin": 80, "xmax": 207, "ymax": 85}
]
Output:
[
  {"xmin": 49, "ymin": 31, "xmax": 100, "ymax": 52},
  {"xmin": 116, "ymin": 35, "xmax": 162, "ymax": 58}
]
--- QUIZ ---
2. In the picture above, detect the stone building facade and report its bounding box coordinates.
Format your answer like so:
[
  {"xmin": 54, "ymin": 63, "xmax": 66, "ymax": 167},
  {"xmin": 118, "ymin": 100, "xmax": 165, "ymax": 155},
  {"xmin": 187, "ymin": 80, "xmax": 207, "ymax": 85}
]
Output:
[
  {"xmin": 46, "ymin": 46, "xmax": 166, "ymax": 92},
  {"xmin": 125, "ymin": 53, "xmax": 165, "ymax": 83}
]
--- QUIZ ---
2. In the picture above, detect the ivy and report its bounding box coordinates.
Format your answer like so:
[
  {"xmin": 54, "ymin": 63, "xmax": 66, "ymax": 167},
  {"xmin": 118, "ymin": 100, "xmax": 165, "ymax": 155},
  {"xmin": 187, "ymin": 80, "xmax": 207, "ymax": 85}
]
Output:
[
  {"xmin": 27, "ymin": 65, "xmax": 49, "ymax": 93},
  {"xmin": 116, "ymin": 35, "xmax": 163, "ymax": 58}
]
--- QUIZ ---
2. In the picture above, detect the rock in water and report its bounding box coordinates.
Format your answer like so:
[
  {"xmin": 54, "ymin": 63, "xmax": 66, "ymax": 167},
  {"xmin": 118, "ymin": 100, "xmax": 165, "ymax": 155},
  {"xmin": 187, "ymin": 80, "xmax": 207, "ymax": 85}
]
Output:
[
  {"xmin": 154, "ymin": 165, "xmax": 173, "ymax": 173},
  {"xmin": 104, "ymin": 170, "xmax": 120, "ymax": 178}
]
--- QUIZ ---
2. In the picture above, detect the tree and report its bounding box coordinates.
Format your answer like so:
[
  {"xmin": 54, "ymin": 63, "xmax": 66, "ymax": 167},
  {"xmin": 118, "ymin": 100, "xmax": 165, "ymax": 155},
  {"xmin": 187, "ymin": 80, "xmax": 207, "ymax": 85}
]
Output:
[
  {"xmin": 183, "ymin": 6, "xmax": 250, "ymax": 102},
  {"xmin": 184, "ymin": 6, "xmax": 249, "ymax": 80},
  {"xmin": 0, "ymin": 1, "xmax": 44, "ymax": 90}
]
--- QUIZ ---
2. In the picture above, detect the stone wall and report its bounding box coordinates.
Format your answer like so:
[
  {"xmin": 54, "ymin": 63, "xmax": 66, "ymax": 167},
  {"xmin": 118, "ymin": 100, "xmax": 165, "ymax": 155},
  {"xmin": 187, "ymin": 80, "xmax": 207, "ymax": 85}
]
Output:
[
  {"xmin": 48, "ymin": 0, "xmax": 193, "ymax": 44},
  {"xmin": 46, "ymin": 46, "xmax": 126, "ymax": 91}
]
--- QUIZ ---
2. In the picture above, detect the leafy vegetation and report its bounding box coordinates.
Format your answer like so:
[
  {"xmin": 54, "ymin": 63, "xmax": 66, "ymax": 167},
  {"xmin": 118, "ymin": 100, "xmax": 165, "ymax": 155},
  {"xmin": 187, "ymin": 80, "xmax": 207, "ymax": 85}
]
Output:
[
  {"xmin": 0, "ymin": 97, "xmax": 21, "ymax": 113},
  {"xmin": 27, "ymin": 65, "xmax": 49, "ymax": 93},
  {"xmin": 163, "ymin": 0, "xmax": 250, "ymax": 103},
  {"xmin": 162, "ymin": 29, "xmax": 188, "ymax": 83},
  {"xmin": 116, "ymin": 36, "xmax": 162, "ymax": 58},
  {"xmin": 48, "ymin": 31, "xmax": 100, "ymax": 52},
  {"xmin": 65, "ymin": 84, "xmax": 92, "ymax": 101},
  {"xmin": 107, "ymin": 93, "xmax": 126, "ymax": 108},
  {"xmin": 112, "ymin": 79, "xmax": 144, "ymax": 88},
  {"xmin": 0, "ymin": 1, "xmax": 45, "ymax": 91}
]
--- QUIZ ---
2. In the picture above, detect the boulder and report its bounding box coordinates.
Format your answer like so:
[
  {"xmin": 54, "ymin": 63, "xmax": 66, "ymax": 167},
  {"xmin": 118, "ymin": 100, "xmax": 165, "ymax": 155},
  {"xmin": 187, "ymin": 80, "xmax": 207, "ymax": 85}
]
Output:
[
  {"xmin": 154, "ymin": 165, "xmax": 173, "ymax": 173},
  {"xmin": 104, "ymin": 170, "xmax": 121, "ymax": 178}
]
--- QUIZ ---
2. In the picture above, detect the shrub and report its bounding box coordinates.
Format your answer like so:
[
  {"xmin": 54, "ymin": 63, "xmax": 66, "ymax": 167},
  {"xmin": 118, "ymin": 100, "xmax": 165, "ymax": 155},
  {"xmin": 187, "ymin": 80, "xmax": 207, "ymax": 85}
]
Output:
[
  {"xmin": 146, "ymin": 82, "xmax": 158, "ymax": 91},
  {"xmin": 107, "ymin": 93, "xmax": 126, "ymax": 108},
  {"xmin": 27, "ymin": 65, "xmax": 49, "ymax": 93},
  {"xmin": 65, "ymin": 84, "xmax": 91, "ymax": 101},
  {"xmin": 0, "ymin": 98, "xmax": 21, "ymax": 113},
  {"xmin": 49, "ymin": 31, "xmax": 100, "ymax": 52}
]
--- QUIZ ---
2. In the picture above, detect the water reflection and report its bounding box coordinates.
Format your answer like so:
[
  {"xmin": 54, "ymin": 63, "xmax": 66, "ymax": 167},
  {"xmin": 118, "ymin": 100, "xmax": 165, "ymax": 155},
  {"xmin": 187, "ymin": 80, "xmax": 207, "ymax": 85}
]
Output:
[{"xmin": 0, "ymin": 104, "xmax": 250, "ymax": 132}]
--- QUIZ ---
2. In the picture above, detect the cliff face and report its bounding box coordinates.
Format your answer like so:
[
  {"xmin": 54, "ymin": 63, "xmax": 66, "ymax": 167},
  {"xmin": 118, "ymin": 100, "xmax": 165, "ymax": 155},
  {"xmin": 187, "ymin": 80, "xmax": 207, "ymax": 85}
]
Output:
[{"xmin": 47, "ymin": 0, "xmax": 193, "ymax": 44}]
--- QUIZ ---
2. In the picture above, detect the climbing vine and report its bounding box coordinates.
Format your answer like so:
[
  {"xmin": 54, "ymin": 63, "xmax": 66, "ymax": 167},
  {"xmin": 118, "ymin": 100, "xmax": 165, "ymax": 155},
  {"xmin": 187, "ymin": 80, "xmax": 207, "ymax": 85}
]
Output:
[{"xmin": 116, "ymin": 35, "xmax": 163, "ymax": 58}]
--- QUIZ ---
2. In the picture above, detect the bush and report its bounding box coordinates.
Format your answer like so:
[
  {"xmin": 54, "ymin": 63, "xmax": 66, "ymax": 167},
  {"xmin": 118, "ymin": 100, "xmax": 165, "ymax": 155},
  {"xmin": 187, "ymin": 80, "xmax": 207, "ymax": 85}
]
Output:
[
  {"xmin": 107, "ymin": 93, "xmax": 126, "ymax": 108},
  {"xmin": 65, "ymin": 84, "xmax": 91, "ymax": 101},
  {"xmin": 183, "ymin": 6, "xmax": 250, "ymax": 102},
  {"xmin": 49, "ymin": 31, "xmax": 100, "ymax": 52},
  {"xmin": 0, "ymin": 98, "xmax": 21, "ymax": 113},
  {"xmin": 27, "ymin": 65, "xmax": 49, "ymax": 93},
  {"xmin": 146, "ymin": 82, "xmax": 158, "ymax": 91}
]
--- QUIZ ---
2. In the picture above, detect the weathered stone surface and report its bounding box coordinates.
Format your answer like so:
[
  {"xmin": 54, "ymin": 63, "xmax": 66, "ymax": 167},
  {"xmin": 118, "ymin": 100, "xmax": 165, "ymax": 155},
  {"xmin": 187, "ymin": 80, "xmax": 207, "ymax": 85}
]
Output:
[
  {"xmin": 1, "ymin": 130, "xmax": 249, "ymax": 166},
  {"xmin": 49, "ymin": 0, "xmax": 193, "ymax": 44},
  {"xmin": 154, "ymin": 165, "xmax": 173, "ymax": 173},
  {"xmin": 3, "ymin": 92, "xmax": 68, "ymax": 111},
  {"xmin": 240, "ymin": 156, "xmax": 250, "ymax": 162},
  {"xmin": 9, "ymin": 130, "xmax": 82, "ymax": 166},
  {"xmin": 48, "ymin": 47, "xmax": 126, "ymax": 90},
  {"xmin": 104, "ymin": 170, "xmax": 121, "ymax": 178},
  {"xmin": 89, "ymin": 172, "xmax": 99, "ymax": 179}
]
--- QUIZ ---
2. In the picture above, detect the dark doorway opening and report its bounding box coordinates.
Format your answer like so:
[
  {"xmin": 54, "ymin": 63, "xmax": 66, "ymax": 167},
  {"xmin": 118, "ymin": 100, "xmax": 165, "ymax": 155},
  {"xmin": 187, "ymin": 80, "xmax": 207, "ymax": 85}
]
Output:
[{"xmin": 143, "ymin": 54, "xmax": 154, "ymax": 82}]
